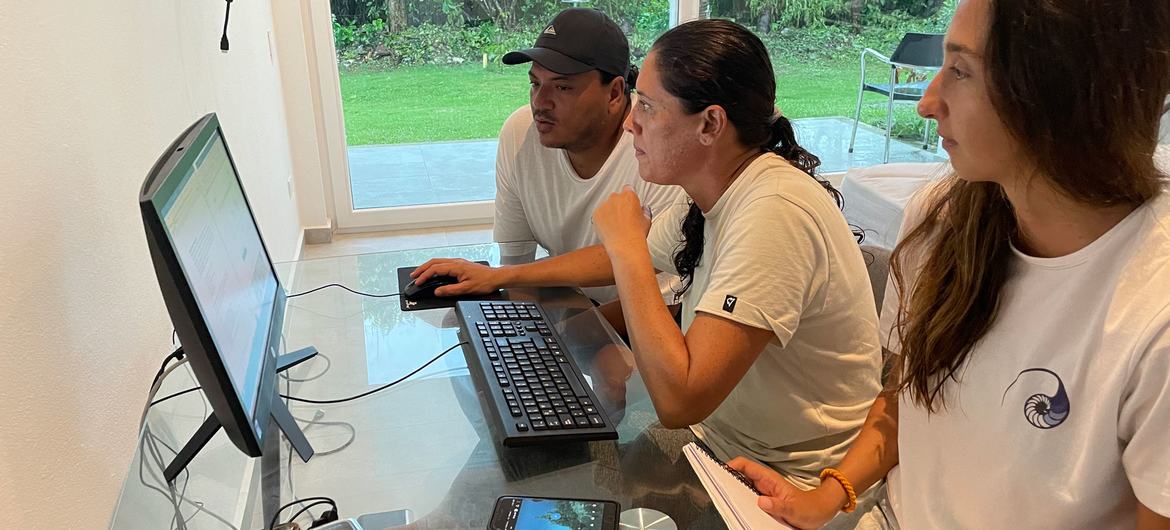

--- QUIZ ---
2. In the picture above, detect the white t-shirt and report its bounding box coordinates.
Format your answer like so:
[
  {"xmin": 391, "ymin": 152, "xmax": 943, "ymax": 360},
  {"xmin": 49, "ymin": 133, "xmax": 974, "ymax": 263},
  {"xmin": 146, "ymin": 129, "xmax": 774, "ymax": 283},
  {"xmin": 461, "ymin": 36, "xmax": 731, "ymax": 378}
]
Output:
[
  {"xmin": 646, "ymin": 153, "xmax": 883, "ymax": 487},
  {"xmin": 884, "ymin": 186, "xmax": 1170, "ymax": 528},
  {"xmin": 493, "ymin": 105, "xmax": 687, "ymax": 302}
]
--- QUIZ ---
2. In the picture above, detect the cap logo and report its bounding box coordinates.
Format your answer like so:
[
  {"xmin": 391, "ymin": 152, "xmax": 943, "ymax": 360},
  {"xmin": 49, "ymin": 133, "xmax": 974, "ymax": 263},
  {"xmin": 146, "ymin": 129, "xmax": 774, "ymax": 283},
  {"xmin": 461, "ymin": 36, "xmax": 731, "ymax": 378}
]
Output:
[{"xmin": 542, "ymin": 24, "xmax": 557, "ymax": 35}]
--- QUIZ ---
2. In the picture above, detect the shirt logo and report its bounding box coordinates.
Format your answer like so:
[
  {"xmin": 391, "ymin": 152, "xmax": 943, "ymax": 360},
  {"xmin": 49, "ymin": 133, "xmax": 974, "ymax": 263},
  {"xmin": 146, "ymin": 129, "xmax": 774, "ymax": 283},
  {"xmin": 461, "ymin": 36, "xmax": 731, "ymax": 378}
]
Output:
[
  {"xmin": 1001, "ymin": 368, "xmax": 1070, "ymax": 429},
  {"xmin": 543, "ymin": 24, "xmax": 557, "ymax": 35},
  {"xmin": 723, "ymin": 295, "xmax": 737, "ymax": 313}
]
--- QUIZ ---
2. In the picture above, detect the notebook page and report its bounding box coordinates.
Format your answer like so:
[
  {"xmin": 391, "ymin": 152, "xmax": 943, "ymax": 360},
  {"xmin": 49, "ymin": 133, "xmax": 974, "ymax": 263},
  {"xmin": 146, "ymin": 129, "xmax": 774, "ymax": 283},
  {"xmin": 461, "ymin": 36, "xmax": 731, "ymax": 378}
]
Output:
[{"xmin": 684, "ymin": 443, "xmax": 796, "ymax": 530}]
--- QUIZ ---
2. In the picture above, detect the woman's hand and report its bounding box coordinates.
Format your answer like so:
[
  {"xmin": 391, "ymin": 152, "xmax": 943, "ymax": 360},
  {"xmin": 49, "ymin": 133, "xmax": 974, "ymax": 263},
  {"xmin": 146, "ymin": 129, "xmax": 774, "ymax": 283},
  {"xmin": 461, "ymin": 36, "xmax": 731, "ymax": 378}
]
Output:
[
  {"xmin": 592, "ymin": 186, "xmax": 652, "ymax": 254},
  {"xmin": 409, "ymin": 258, "xmax": 505, "ymax": 297},
  {"xmin": 727, "ymin": 457, "xmax": 845, "ymax": 530}
]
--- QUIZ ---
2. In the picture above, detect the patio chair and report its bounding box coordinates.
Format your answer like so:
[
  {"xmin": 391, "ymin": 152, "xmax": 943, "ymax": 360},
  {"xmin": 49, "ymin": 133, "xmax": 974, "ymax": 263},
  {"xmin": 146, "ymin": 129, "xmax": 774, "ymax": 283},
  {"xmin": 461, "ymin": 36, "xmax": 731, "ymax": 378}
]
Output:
[{"xmin": 848, "ymin": 33, "xmax": 945, "ymax": 163}]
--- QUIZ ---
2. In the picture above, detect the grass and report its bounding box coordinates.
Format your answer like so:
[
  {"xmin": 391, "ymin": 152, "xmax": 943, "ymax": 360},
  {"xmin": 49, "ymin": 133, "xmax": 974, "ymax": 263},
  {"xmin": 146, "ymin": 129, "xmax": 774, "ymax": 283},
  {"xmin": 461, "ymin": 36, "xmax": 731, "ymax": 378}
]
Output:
[{"xmin": 339, "ymin": 61, "xmax": 930, "ymax": 145}]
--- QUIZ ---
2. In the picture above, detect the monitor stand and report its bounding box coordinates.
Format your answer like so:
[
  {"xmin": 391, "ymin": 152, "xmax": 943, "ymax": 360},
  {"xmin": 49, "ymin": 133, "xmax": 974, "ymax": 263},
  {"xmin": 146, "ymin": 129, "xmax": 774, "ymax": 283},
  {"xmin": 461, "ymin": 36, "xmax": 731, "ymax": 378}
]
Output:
[{"xmin": 163, "ymin": 346, "xmax": 318, "ymax": 483}]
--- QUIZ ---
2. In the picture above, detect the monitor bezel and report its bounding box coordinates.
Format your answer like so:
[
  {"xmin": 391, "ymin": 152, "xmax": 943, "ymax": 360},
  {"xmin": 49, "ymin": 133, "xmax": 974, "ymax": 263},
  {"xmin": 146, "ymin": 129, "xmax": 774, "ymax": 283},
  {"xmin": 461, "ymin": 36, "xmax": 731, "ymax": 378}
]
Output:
[{"xmin": 139, "ymin": 113, "xmax": 286, "ymax": 457}]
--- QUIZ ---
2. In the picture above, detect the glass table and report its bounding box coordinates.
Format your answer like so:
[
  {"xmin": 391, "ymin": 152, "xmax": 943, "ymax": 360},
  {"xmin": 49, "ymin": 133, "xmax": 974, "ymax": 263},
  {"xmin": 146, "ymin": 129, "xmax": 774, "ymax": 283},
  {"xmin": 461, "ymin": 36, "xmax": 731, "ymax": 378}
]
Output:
[{"xmin": 111, "ymin": 243, "xmax": 724, "ymax": 529}]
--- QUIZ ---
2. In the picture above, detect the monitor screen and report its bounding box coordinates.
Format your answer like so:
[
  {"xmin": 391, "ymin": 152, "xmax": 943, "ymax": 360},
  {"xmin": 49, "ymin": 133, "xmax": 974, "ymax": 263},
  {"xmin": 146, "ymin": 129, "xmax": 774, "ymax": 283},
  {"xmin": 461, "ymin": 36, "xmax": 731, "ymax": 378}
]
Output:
[{"xmin": 157, "ymin": 132, "xmax": 277, "ymax": 415}]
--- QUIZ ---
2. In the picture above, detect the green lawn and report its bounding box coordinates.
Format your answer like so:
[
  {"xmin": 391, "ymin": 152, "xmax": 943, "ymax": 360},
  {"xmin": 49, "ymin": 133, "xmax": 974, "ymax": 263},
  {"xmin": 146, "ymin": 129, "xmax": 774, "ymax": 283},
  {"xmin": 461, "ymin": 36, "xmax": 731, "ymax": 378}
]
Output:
[{"xmin": 339, "ymin": 61, "xmax": 928, "ymax": 145}]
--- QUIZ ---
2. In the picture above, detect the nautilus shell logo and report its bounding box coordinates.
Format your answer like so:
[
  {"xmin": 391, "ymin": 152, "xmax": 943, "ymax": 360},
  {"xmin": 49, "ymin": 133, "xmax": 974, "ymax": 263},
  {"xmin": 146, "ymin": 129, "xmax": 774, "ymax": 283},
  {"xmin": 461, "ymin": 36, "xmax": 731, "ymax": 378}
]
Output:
[{"xmin": 1000, "ymin": 368, "xmax": 1070, "ymax": 429}]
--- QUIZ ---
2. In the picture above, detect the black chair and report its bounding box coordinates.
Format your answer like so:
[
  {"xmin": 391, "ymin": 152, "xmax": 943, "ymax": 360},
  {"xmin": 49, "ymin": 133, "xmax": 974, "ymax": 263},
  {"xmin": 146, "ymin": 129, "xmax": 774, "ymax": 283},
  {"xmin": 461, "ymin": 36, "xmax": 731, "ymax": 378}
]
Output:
[{"xmin": 848, "ymin": 33, "xmax": 945, "ymax": 163}]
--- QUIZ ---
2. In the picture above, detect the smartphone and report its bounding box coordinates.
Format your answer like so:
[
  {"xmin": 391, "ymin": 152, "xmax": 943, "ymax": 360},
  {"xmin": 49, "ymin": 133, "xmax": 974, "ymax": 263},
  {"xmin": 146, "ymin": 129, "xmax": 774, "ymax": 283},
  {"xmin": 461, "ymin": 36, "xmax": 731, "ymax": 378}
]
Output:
[{"xmin": 489, "ymin": 495, "xmax": 620, "ymax": 530}]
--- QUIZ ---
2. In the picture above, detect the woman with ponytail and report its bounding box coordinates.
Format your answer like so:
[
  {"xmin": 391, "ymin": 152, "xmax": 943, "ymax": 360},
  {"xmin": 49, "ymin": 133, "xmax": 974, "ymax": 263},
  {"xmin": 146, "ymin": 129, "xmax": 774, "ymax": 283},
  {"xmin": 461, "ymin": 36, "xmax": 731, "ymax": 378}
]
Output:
[
  {"xmin": 731, "ymin": 0, "xmax": 1170, "ymax": 528},
  {"xmin": 413, "ymin": 19, "xmax": 882, "ymax": 488}
]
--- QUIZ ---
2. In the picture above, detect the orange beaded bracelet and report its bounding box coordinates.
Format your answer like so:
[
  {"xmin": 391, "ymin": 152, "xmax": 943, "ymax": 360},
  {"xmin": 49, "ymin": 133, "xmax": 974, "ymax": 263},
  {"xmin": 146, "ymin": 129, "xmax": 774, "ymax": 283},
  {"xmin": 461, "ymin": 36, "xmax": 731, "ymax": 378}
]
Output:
[{"xmin": 819, "ymin": 468, "xmax": 858, "ymax": 513}]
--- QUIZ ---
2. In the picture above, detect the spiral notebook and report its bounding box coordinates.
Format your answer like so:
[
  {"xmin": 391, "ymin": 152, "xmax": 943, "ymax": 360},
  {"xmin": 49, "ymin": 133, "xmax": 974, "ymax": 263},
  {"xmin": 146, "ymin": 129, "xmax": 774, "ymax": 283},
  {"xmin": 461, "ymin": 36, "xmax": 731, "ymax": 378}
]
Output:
[{"xmin": 683, "ymin": 441, "xmax": 796, "ymax": 530}]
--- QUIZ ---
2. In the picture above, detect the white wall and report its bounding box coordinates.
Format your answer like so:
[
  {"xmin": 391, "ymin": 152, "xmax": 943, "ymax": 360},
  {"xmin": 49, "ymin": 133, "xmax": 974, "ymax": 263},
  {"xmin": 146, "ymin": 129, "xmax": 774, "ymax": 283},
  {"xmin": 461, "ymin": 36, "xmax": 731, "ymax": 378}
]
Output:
[
  {"xmin": 271, "ymin": 0, "xmax": 338, "ymax": 232},
  {"xmin": 0, "ymin": 1, "xmax": 303, "ymax": 526}
]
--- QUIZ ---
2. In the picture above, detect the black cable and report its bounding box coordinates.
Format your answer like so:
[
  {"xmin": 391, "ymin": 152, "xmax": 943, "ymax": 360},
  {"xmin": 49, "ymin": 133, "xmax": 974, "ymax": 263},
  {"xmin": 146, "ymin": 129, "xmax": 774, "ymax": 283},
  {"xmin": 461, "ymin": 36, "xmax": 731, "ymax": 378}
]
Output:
[
  {"xmin": 151, "ymin": 348, "xmax": 187, "ymax": 391},
  {"xmin": 286, "ymin": 500, "xmax": 336, "ymax": 529},
  {"xmin": 287, "ymin": 283, "xmax": 401, "ymax": 299},
  {"xmin": 220, "ymin": 0, "xmax": 232, "ymax": 51},
  {"xmin": 269, "ymin": 496, "xmax": 336, "ymax": 530},
  {"xmin": 150, "ymin": 346, "xmax": 454, "ymax": 407},
  {"xmin": 280, "ymin": 342, "xmax": 466, "ymax": 404},
  {"xmin": 152, "ymin": 386, "xmax": 203, "ymax": 406}
]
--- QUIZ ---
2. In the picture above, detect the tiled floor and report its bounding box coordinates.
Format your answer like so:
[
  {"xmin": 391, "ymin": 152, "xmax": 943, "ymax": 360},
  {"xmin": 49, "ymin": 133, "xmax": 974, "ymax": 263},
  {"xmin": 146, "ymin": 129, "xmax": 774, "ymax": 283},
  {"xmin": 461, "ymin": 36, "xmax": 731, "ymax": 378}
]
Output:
[
  {"xmin": 347, "ymin": 116, "xmax": 946, "ymax": 210},
  {"xmin": 349, "ymin": 140, "xmax": 499, "ymax": 210}
]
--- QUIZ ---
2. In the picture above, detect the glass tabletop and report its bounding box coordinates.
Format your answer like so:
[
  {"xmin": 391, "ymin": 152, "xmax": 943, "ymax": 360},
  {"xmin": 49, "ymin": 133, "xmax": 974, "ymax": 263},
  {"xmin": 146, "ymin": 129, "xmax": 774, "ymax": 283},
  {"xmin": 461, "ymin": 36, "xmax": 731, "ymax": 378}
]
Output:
[{"xmin": 112, "ymin": 243, "xmax": 724, "ymax": 529}]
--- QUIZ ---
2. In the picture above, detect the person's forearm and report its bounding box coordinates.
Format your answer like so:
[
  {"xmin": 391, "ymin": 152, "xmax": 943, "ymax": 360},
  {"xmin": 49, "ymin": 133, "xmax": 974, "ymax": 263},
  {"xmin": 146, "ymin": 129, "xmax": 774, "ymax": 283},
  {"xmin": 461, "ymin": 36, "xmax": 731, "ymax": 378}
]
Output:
[
  {"xmin": 1137, "ymin": 503, "xmax": 1170, "ymax": 529},
  {"xmin": 815, "ymin": 392, "xmax": 900, "ymax": 506},
  {"xmin": 607, "ymin": 241, "xmax": 692, "ymax": 425},
  {"xmin": 498, "ymin": 244, "xmax": 615, "ymax": 288}
]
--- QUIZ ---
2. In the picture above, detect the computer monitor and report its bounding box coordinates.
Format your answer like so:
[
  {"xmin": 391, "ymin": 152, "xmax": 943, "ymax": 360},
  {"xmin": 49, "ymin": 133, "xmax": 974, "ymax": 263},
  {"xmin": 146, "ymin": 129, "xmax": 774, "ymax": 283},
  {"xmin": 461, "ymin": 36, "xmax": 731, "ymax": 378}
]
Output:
[{"xmin": 140, "ymin": 113, "xmax": 315, "ymax": 482}]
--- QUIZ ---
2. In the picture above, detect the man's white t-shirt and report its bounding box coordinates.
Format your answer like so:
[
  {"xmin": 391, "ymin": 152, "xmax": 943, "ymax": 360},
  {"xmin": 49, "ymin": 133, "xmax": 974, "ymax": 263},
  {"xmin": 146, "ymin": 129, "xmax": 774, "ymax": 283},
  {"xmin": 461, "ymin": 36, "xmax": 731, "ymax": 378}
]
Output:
[
  {"xmin": 493, "ymin": 105, "xmax": 687, "ymax": 302},
  {"xmin": 646, "ymin": 153, "xmax": 883, "ymax": 487},
  {"xmin": 883, "ymin": 186, "xmax": 1170, "ymax": 528}
]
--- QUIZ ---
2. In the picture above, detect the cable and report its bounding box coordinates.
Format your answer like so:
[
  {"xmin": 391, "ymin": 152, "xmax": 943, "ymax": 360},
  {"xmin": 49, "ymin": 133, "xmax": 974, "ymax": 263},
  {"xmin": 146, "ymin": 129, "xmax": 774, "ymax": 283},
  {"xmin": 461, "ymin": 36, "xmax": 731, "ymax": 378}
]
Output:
[
  {"xmin": 220, "ymin": 0, "xmax": 232, "ymax": 51},
  {"xmin": 151, "ymin": 348, "xmax": 187, "ymax": 392},
  {"xmin": 269, "ymin": 496, "xmax": 337, "ymax": 530},
  {"xmin": 287, "ymin": 283, "xmax": 401, "ymax": 299},
  {"xmin": 292, "ymin": 413, "xmax": 356, "ymax": 456},
  {"xmin": 152, "ymin": 386, "xmax": 203, "ymax": 406},
  {"xmin": 280, "ymin": 342, "xmax": 466, "ymax": 404},
  {"xmin": 138, "ymin": 425, "xmax": 239, "ymax": 530},
  {"xmin": 142, "ymin": 357, "xmax": 191, "ymax": 428},
  {"xmin": 286, "ymin": 500, "xmax": 336, "ymax": 529}
]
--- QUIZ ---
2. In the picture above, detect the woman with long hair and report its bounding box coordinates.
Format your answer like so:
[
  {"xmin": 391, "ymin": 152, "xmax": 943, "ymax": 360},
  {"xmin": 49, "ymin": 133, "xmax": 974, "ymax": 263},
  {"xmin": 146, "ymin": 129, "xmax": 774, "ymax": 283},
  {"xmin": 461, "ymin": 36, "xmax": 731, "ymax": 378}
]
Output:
[
  {"xmin": 412, "ymin": 19, "xmax": 882, "ymax": 487},
  {"xmin": 730, "ymin": 0, "xmax": 1170, "ymax": 528}
]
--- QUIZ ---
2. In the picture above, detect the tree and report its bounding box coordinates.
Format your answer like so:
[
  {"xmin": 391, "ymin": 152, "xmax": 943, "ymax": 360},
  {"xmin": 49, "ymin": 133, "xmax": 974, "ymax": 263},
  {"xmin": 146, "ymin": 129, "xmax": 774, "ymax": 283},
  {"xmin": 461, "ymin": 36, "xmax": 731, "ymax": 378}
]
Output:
[{"xmin": 387, "ymin": 0, "xmax": 407, "ymax": 32}]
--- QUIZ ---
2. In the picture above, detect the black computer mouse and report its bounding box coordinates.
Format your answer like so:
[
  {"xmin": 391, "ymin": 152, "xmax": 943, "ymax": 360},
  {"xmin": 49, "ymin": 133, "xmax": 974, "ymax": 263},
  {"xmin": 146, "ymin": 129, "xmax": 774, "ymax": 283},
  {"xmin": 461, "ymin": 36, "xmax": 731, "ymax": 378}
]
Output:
[{"xmin": 403, "ymin": 275, "xmax": 460, "ymax": 299}]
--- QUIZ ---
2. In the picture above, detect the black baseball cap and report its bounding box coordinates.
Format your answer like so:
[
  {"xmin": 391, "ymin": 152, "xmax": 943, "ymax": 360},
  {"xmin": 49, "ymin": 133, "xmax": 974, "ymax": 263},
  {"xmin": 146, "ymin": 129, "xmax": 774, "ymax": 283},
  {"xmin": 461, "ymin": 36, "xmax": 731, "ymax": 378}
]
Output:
[{"xmin": 502, "ymin": 9, "xmax": 630, "ymax": 77}]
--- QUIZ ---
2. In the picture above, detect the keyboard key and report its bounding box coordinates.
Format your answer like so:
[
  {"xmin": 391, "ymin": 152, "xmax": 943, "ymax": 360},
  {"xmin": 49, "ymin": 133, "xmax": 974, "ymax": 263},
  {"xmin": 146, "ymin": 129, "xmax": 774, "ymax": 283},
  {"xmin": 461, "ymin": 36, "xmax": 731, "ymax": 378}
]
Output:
[
  {"xmin": 459, "ymin": 300, "xmax": 617, "ymax": 444},
  {"xmin": 560, "ymin": 369, "xmax": 588, "ymax": 397}
]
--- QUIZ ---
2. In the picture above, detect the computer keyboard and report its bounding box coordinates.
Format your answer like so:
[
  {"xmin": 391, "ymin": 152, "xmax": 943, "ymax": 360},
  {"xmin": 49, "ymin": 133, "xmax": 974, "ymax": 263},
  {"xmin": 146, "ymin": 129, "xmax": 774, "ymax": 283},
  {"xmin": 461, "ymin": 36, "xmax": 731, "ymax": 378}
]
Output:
[{"xmin": 455, "ymin": 300, "xmax": 618, "ymax": 445}]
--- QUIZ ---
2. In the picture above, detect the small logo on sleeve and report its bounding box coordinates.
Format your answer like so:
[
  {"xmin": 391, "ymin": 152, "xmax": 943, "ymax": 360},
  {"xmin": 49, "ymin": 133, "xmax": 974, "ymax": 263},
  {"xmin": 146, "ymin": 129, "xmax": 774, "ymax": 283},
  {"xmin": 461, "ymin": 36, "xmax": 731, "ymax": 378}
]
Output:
[{"xmin": 723, "ymin": 295, "xmax": 737, "ymax": 313}]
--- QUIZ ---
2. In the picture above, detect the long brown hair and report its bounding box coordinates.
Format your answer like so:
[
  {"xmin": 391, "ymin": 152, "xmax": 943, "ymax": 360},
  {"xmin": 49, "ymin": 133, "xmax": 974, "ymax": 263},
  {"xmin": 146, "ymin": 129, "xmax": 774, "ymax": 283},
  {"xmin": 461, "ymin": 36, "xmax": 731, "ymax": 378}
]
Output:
[{"xmin": 892, "ymin": 0, "xmax": 1170, "ymax": 412}]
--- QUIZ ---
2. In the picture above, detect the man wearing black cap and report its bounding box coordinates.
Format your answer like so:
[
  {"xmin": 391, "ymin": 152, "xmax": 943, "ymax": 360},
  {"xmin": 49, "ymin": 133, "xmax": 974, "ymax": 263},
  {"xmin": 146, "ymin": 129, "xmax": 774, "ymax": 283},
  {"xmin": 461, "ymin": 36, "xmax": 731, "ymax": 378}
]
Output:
[{"xmin": 492, "ymin": 8, "xmax": 684, "ymax": 303}]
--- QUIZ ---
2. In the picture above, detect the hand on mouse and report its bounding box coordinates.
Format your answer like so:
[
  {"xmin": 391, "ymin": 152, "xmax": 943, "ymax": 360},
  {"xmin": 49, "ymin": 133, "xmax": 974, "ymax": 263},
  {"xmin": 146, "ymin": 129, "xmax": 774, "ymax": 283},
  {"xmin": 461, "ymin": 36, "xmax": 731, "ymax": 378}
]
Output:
[{"xmin": 410, "ymin": 258, "xmax": 503, "ymax": 297}]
